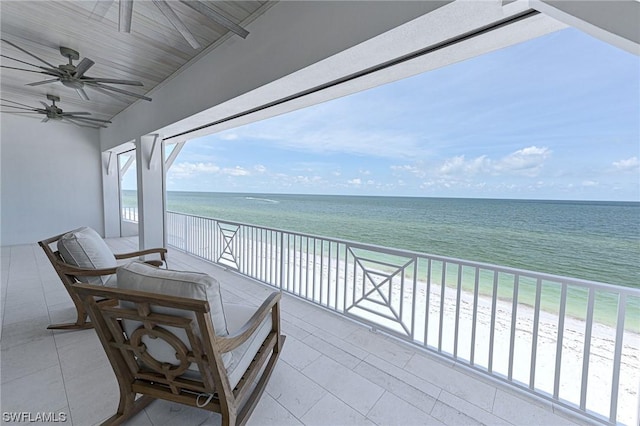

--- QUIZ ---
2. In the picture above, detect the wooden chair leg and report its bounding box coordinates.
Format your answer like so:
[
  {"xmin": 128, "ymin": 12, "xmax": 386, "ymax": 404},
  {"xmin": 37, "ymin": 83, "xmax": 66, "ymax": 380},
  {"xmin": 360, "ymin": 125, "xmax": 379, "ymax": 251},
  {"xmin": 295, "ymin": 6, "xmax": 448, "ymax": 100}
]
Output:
[
  {"xmin": 100, "ymin": 394, "xmax": 154, "ymax": 426},
  {"xmin": 47, "ymin": 298, "xmax": 93, "ymax": 330}
]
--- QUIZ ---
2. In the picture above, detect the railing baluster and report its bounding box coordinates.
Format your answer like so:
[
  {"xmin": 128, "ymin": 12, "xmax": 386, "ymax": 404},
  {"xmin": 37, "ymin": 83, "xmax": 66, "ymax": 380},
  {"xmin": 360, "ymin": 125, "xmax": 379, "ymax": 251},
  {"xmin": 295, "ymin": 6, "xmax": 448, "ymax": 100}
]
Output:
[
  {"xmin": 454, "ymin": 264, "xmax": 462, "ymax": 358},
  {"xmin": 530, "ymin": 278, "xmax": 542, "ymax": 389},
  {"xmin": 580, "ymin": 287, "xmax": 596, "ymax": 410},
  {"xmin": 470, "ymin": 267, "xmax": 479, "ymax": 365},
  {"xmin": 438, "ymin": 261, "xmax": 446, "ymax": 352},
  {"xmin": 489, "ymin": 270, "xmax": 500, "ymax": 371},
  {"xmin": 508, "ymin": 275, "xmax": 520, "ymax": 381},
  {"xmin": 610, "ymin": 293, "xmax": 626, "ymax": 423},
  {"xmin": 335, "ymin": 243, "xmax": 340, "ymax": 310},
  {"xmin": 554, "ymin": 283, "xmax": 568, "ymax": 399},
  {"xmin": 410, "ymin": 258, "xmax": 417, "ymax": 340},
  {"xmin": 424, "ymin": 258, "xmax": 432, "ymax": 346}
]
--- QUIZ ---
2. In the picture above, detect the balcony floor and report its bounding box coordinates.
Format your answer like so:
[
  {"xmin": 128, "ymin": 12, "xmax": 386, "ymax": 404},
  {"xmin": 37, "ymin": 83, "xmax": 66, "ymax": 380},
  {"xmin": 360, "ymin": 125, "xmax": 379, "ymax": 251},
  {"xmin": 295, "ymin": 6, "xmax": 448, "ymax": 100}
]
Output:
[{"xmin": 1, "ymin": 238, "xmax": 586, "ymax": 425}]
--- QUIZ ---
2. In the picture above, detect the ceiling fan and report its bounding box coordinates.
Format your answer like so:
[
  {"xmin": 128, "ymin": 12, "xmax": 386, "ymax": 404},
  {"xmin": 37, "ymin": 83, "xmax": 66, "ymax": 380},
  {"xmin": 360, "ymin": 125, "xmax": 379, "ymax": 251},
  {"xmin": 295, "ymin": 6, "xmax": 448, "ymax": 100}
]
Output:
[
  {"xmin": 0, "ymin": 39, "xmax": 152, "ymax": 102},
  {"xmin": 1, "ymin": 95, "xmax": 113, "ymax": 128},
  {"xmin": 91, "ymin": 0, "xmax": 250, "ymax": 49}
]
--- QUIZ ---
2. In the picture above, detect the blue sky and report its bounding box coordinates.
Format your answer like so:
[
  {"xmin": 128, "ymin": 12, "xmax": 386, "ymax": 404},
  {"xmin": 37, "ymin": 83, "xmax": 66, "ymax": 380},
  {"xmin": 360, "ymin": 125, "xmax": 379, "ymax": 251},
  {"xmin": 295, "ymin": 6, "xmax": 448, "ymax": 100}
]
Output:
[{"xmin": 162, "ymin": 28, "xmax": 639, "ymax": 201}]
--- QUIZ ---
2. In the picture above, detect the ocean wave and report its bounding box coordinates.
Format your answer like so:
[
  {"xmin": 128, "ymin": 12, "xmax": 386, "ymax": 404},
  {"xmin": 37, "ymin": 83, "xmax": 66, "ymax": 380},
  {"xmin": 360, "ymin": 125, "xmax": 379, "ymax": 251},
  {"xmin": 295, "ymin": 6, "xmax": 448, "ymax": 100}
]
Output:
[{"xmin": 245, "ymin": 196, "xmax": 279, "ymax": 204}]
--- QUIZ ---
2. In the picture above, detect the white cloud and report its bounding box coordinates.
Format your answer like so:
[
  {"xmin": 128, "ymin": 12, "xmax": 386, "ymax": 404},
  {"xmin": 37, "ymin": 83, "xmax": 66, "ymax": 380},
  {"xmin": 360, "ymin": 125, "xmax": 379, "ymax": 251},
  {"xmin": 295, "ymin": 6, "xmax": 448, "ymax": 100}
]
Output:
[
  {"xmin": 391, "ymin": 164, "xmax": 426, "ymax": 178},
  {"xmin": 219, "ymin": 133, "xmax": 239, "ymax": 140},
  {"xmin": 394, "ymin": 146, "xmax": 551, "ymax": 180},
  {"xmin": 169, "ymin": 162, "xmax": 251, "ymax": 178},
  {"xmin": 493, "ymin": 146, "xmax": 551, "ymax": 176},
  {"xmin": 169, "ymin": 162, "xmax": 220, "ymax": 178},
  {"xmin": 348, "ymin": 178, "xmax": 362, "ymax": 185},
  {"xmin": 439, "ymin": 155, "xmax": 489, "ymax": 175},
  {"xmin": 254, "ymin": 164, "xmax": 267, "ymax": 173},
  {"xmin": 582, "ymin": 180, "xmax": 599, "ymax": 187},
  {"xmin": 222, "ymin": 166, "xmax": 250, "ymax": 176},
  {"xmin": 612, "ymin": 156, "xmax": 639, "ymax": 172}
]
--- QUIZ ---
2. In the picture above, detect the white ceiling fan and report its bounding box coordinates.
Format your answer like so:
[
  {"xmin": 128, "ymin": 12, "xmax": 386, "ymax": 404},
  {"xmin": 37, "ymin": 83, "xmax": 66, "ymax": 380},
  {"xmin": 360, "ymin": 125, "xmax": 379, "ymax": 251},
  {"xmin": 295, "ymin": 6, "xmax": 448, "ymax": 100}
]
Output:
[
  {"xmin": 91, "ymin": 0, "xmax": 250, "ymax": 49},
  {"xmin": 1, "ymin": 95, "xmax": 113, "ymax": 128},
  {"xmin": 0, "ymin": 39, "xmax": 152, "ymax": 102}
]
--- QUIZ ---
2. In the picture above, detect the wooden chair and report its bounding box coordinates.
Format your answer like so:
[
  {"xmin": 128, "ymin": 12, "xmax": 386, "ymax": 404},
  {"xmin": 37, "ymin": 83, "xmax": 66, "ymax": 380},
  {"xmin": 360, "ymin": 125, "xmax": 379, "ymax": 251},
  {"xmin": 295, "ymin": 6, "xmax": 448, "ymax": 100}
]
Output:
[
  {"xmin": 39, "ymin": 227, "xmax": 167, "ymax": 330},
  {"xmin": 74, "ymin": 261, "xmax": 285, "ymax": 426}
]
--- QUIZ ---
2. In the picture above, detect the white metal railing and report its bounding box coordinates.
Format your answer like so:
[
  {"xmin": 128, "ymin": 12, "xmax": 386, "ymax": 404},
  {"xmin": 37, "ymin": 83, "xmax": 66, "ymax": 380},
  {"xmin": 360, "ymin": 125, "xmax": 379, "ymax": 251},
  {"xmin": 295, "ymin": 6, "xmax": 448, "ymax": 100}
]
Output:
[
  {"xmin": 121, "ymin": 206, "xmax": 138, "ymax": 222},
  {"xmin": 166, "ymin": 211, "xmax": 640, "ymax": 425}
]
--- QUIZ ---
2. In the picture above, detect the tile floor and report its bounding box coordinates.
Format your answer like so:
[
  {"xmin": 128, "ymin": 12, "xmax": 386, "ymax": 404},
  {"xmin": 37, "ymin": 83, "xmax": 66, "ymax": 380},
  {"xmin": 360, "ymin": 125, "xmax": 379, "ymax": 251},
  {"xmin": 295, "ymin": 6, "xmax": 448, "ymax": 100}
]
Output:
[{"xmin": 1, "ymin": 238, "xmax": 589, "ymax": 425}]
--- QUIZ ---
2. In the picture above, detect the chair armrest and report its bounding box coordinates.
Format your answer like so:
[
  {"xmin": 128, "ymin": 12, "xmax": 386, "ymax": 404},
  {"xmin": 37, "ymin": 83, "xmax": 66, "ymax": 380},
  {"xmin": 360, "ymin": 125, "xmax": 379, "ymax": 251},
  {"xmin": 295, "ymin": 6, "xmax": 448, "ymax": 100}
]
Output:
[
  {"xmin": 217, "ymin": 292, "xmax": 281, "ymax": 353},
  {"xmin": 57, "ymin": 262, "xmax": 118, "ymax": 277},
  {"xmin": 115, "ymin": 247, "xmax": 167, "ymax": 261}
]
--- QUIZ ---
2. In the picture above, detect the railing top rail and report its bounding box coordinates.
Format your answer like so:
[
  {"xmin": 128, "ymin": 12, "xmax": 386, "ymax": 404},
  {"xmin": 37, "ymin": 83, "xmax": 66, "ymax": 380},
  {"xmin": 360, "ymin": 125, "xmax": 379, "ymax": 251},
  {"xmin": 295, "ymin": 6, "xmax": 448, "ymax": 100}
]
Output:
[{"xmin": 166, "ymin": 210, "xmax": 640, "ymax": 296}]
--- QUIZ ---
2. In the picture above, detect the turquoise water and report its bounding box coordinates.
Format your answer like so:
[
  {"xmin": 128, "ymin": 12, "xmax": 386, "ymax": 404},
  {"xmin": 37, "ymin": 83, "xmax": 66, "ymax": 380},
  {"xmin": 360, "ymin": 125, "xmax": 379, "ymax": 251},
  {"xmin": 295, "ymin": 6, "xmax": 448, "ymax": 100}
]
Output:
[
  {"xmin": 124, "ymin": 191, "xmax": 640, "ymax": 327},
  {"xmin": 160, "ymin": 192, "xmax": 638, "ymax": 285}
]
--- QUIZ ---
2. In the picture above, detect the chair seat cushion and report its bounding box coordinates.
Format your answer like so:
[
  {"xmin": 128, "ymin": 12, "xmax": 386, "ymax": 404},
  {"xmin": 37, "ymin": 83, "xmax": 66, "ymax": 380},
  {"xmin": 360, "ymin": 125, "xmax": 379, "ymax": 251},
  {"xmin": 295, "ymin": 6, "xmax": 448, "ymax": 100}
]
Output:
[
  {"xmin": 57, "ymin": 226, "xmax": 117, "ymax": 285},
  {"xmin": 224, "ymin": 304, "xmax": 273, "ymax": 389}
]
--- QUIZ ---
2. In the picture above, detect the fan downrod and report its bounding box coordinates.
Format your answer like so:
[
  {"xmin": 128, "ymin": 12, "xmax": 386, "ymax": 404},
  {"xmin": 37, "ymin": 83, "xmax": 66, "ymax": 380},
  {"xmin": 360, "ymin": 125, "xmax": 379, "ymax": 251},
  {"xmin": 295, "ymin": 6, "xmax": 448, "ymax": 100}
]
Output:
[
  {"xmin": 46, "ymin": 94, "xmax": 60, "ymax": 103},
  {"xmin": 59, "ymin": 47, "xmax": 79, "ymax": 62}
]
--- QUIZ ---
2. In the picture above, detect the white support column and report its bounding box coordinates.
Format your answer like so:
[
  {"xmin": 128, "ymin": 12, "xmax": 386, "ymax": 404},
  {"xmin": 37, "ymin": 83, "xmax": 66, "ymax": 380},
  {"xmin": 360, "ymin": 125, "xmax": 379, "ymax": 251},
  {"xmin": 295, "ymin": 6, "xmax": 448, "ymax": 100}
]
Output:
[
  {"xmin": 102, "ymin": 151, "xmax": 121, "ymax": 238},
  {"xmin": 136, "ymin": 134, "xmax": 166, "ymax": 250}
]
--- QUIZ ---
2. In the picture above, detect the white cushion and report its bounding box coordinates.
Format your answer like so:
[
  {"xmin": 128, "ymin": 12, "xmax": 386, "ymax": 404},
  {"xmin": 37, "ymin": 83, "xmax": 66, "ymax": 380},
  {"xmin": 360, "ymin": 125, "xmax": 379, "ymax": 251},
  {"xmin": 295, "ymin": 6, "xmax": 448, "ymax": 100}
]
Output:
[
  {"xmin": 57, "ymin": 226, "xmax": 117, "ymax": 285},
  {"xmin": 117, "ymin": 261, "xmax": 229, "ymax": 336},
  {"xmin": 116, "ymin": 261, "xmax": 231, "ymax": 374},
  {"xmin": 224, "ymin": 304, "xmax": 272, "ymax": 389}
]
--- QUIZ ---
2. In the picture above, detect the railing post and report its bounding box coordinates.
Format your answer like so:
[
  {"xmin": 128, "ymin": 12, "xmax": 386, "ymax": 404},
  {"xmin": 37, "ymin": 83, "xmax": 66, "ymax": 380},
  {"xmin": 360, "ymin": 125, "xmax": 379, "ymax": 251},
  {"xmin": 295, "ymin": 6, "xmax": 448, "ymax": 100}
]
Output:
[
  {"xmin": 279, "ymin": 232, "xmax": 285, "ymax": 291},
  {"xmin": 183, "ymin": 214, "xmax": 188, "ymax": 252}
]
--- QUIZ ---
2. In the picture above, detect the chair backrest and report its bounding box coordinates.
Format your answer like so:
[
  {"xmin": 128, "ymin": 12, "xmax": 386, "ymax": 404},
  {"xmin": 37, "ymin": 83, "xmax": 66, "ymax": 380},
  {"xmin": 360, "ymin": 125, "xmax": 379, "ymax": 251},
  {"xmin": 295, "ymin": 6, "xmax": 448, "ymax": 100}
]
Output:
[
  {"xmin": 56, "ymin": 226, "xmax": 117, "ymax": 285},
  {"xmin": 116, "ymin": 261, "xmax": 231, "ymax": 367},
  {"xmin": 73, "ymin": 282, "xmax": 264, "ymax": 416},
  {"xmin": 76, "ymin": 282, "xmax": 226, "ymax": 403}
]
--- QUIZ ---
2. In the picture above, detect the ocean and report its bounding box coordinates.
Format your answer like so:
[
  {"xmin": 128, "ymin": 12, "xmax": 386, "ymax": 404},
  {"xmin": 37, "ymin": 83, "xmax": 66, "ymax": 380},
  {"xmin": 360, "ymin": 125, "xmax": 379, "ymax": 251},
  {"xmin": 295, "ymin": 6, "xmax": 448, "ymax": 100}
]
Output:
[{"xmin": 123, "ymin": 191, "xmax": 639, "ymax": 326}]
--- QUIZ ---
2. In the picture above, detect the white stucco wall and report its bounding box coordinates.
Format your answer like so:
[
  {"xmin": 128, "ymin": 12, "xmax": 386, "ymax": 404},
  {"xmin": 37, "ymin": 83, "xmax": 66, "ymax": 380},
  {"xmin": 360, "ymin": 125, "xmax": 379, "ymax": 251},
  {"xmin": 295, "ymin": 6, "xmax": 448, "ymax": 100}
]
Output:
[{"xmin": 1, "ymin": 114, "xmax": 103, "ymax": 245}]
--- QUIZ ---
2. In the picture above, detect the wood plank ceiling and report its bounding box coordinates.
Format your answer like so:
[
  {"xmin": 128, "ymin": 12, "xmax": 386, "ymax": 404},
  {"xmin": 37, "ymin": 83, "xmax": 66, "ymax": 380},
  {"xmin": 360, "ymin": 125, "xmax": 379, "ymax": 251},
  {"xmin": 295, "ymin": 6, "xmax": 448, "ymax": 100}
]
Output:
[{"xmin": 0, "ymin": 1, "xmax": 272, "ymax": 125}]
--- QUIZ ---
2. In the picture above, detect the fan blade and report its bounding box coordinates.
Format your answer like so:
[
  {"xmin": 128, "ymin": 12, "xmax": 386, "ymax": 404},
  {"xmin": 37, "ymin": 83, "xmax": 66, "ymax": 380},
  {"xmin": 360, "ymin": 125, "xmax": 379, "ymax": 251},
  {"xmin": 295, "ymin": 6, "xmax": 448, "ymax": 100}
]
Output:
[
  {"xmin": 0, "ymin": 54, "xmax": 60, "ymax": 73},
  {"xmin": 87, "ymin": 83, "xmax": 152, "ymax": 101},
  {"xmin": 87, "ymin": 85, "xmax": 129, "ymax": 103},
  {"xmin": 0, "ymin": 111, "xmax": 41, "ymax": 114},
  {"xmin": 66, "ymin": 117, "xmax": 108, "ymax": 128},
  {"xmin": 67, "ymin": 115, "xmax": 112, "ymax": 123},
  {"xmin": 83, "ymin": 77, "xmax": 143, "ymax": 86},
  {"xmin": 26, "ymin": 78, "xmax": 61, "ymax": 87},
  {"xmin": 119, "ymin": 0, "xmax": 133, "ymax": 33},
  {"xmin": 180, "ymin": 1, "xmax": 249, "ymax": 39},
  {"xmin": 91, "ymin": 0, "xmax": 115, "ymax": 20},
  {"xmin": 1, "ymin": 39, "xmax": 57, "ymax": 69},
  {"xmin": 0, "ymin": 104, "xmax": 38, "ymax": 112},
  {"xmin": 40, "ymin": 101, "xmax": 51, "ymax": 110},
  {"xmin": 63, "ymin": 118, "xmax": 101, "ymax": 128},
  {"xmin": 41, "ymin": 117, "xmax": 50, "ymax": 123},
  {"xmin": 76, "ymin": 88, "xmax": 90, "ymax": 101},
  {"xmin": 0, "ymin": 98, "xmax": 37, "ymax": 108},
  {"xmin": 1, "ymin": 65, "xmax": 59, "ymax": 77},
  {"xmin": 60, "ymin": 112, "xmax": 91, "ymax": 116},
  {"xmin": 153, "ymin": 0, "xmax": 200, "ymax": 49},
  {"xmin": 75, "ymin": 58, "xmax": 95, "ymax": 78}
]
